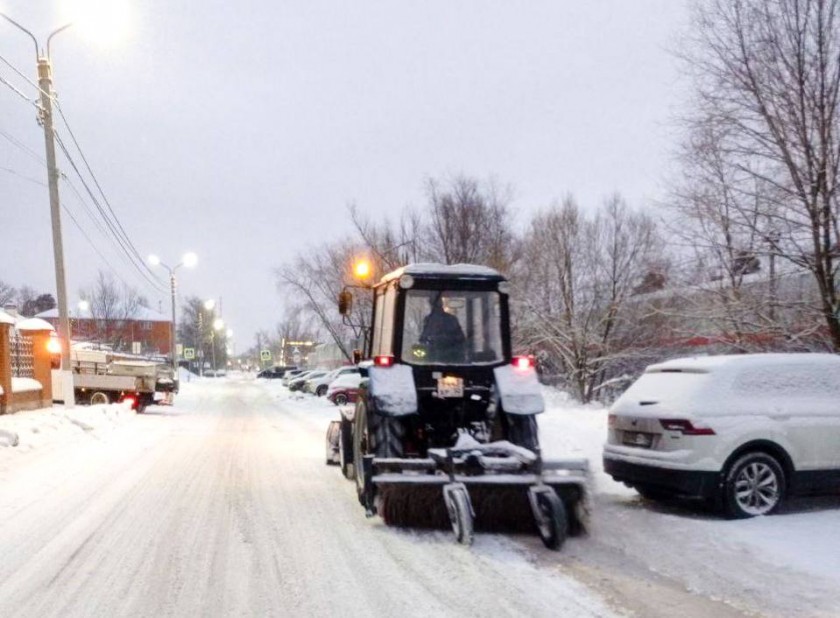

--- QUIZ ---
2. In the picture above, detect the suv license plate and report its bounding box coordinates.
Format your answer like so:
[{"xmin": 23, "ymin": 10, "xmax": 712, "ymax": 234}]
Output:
[
  {"xmin": 623, "ymin": 431, "xmax": 653, "ymax": 448},
  {"xmin": 437, "ymin": 376, "xmax": 464, "ymax": 398}
]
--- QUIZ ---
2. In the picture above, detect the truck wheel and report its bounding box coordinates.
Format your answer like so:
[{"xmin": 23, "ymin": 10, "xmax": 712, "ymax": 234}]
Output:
[
  {"xmin": 90, "ymin": 391, "xmax": 110, "ymax": 405},
  {"xmin": 503, "ymin": 414, "xmax": 539, "ymax": 451}
]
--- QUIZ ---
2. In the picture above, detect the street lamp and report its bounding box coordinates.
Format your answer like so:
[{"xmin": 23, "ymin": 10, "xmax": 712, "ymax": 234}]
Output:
[
  {"xmin": 1, "ymin": 13, "xmax": 77, "ymax": 405},
  {"xmin": 211, "ymin": 318, "xmax": 224, "ymax": 374},
  {"xmin": 1, "ymin": 6, "xmax": 129, "ymax": 407},
  {"xmin": 147, "ymin": 252, "xmax": 198, "ymax": 375}
]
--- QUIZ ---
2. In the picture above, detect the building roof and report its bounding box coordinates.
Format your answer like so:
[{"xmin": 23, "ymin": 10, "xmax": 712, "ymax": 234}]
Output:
[{"xmin": 36, "ymin": 305, "xmax": 170, "ymax": 323}]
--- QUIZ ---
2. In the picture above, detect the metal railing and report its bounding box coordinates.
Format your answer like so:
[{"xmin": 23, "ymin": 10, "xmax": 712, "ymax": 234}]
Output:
[{"xmin": 10, "ymin": 334, "xmax": 34, "ymax": 378}]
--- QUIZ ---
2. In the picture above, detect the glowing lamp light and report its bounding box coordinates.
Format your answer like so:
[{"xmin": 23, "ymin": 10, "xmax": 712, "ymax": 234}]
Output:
[
  {"xmin": 122, "ymin": 395, "xmax": 137, "ymax": 409},
  {"xmin": 182, "ymin": 252, "xmax": 198, "ymax": 268},
  {"xmin": 46, "ymin": 336, "xmax": 62, "ymax": 355},
  {"xmin": 204, "ymin": 299, "xmax": 216, "ymax": 311},
  {"xmin": 374, "ymin": 355, "xmax": 394, "ymax": 367},
  {"xmin": 513, "ymin": 355, "xmax": 534, "ymax": 370},
  {"xmin": 213, "ymin": 318, "xmax": 224, "ymax": 331},
  {"xmin": 147, "ymin": 254, "xmax": 161, "ymax": 266},
  {"xmin": 63, "ymin": 0, "xmax": 131, "ymax": 47},
  {"xmin": 353, "ymin": 259, "xmax": 372, "ymax": 280}
]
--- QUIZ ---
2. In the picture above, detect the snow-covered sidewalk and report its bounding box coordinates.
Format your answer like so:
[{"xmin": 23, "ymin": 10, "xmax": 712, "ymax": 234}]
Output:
[{"xmin": 0, "ymin": 401, "xmax": 138, "ymax": 461}]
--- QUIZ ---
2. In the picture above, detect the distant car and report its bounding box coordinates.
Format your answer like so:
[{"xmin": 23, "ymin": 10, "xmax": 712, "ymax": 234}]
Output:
[
  {"xmin": 603, "ymin": 354, "xmax": 840, "ymax": 518},
  {"xmin": 289, "ymin": 370, "xmax": 328, "ymax": 392},
  {"xmin": 306, "ymin": 366, "xmax": 361, "ymax": 396},
  {"xmin": 257, "ymin": 366, "xmax": 294, "ymax": 379},
  {"xmin": 326, "ymin": 372, "xmax": 364, "ymax": 405}
]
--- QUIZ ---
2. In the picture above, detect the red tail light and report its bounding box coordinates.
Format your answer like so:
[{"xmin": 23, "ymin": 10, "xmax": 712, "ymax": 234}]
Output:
[
  {"xmin": 122, "ymin": 395, "xmax": 137, "ymax": 409},
  {"xmin": 374, "ymin": 355, "xmax": 394, "ymax": 367},
  {"xmin": 659, "ymin": 419, "xmax": 715, "ymax": 436},
  {"xmin": 512, "ymin": 355, "xmax": 534, "ymax": 370}
]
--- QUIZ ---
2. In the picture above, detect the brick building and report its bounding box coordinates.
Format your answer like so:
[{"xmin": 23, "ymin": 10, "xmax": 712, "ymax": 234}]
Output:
[{"xmin": 36, "ymin": 306, "xmax": 172, "ymax": 356}]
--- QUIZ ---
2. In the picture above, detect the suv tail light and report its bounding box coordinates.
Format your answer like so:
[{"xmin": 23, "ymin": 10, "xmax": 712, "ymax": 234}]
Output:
[{"xmin": 659, "ymin": 418, "xmax": 715, "ymax": 435}]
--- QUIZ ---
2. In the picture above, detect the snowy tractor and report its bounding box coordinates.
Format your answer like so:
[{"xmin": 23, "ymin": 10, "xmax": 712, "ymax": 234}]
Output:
[{"xmin": 326, "ymin": 263, "xmax": 588, "ymax": 549}]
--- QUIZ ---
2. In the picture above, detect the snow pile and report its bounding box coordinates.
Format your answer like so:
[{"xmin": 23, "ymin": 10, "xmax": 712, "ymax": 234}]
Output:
[
  {"xmin": 0, "ymin": 402, "xmax": 137, "ymax": 461},
  {"xmin": 538, "ymin": 388, "xmax": 634, "ymax": 497}
]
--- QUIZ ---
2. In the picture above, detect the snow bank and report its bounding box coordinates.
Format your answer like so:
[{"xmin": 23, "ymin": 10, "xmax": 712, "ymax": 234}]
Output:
[
  {"xmin": 0, "ymin": 402, "xmax": 137, "ymax": 462},
  {"xmin": 537, "ymin": 388, "xmax": 635, "ymax": 497},
  {"xmin": 11, "ymin": 377, "xmax": 42, "ymax": 393}
]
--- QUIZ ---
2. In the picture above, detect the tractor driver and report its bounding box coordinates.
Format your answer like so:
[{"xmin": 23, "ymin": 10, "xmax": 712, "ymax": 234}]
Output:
[{"xmin": 418, "ymin": 295, "xmax": 467, "ymax": 363}]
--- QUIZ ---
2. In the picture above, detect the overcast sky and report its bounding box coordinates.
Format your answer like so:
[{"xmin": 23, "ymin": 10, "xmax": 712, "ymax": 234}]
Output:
[{"xmin": 1, "ymin": 0, "xmax": 690, "ymax": 350}]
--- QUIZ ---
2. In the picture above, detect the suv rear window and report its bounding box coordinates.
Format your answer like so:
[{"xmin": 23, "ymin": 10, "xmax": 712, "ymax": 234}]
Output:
[{"xmin": 618, "ymin": 370, "xmax": 711, "ymax": 406}]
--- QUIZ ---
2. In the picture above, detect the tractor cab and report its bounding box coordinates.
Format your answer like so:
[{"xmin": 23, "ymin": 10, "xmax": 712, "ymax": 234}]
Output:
[{"xmin": 371, "ymin": 265, "xmax": 509, "ymax": 365}]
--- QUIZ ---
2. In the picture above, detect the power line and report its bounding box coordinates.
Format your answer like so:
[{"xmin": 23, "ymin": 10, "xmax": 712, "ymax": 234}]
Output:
[
  {"xmin": 60, "ymin": 200, "xmax": 138, "ymax": 291},
  {"xmin": 0, "ymin": 160, "xmax": 161, "ymax": 294},
  {"xmin": 0, "ymin": 72, "xmax": 37, "ymax": 107},
  {"xmin": 0, "ymin": 127, "xmax": 45, "ymax": 166},
  {"xmin": 0, "ymin": 51, "xmax": 49, "ymax": 99},
  {"xmin": 1, "ymin": 124, "xmax": 164, "ymax": 296},
  {"xmin": 53, "ymin": 131, "xmax": 166, "ymax": 293},
  {"xmin": 53, "ymin": 101, "xmax": 161, "ymax": 282},
  {"xmin": 0, "ymin": 164, "xmax": 44, "ymax": 186},
  {"xmin": 60, "ymin": 172, "xmax": 164, "ymax": 293}
]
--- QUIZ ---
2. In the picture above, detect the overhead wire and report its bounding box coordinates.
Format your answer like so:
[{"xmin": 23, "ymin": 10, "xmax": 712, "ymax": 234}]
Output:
[
  {"xmin": 53, "ymin": 130, "xmax": 167, "ymax": 293},
  {"xmin": 0, "ymin": 72, "xmax": 37, "ymax": 107},
  {"xmin": 0, "ymin": 163, "xmax": 138, "ymax": 290},
  {"xmin": 53, "ymin": 101, "xmax": 162, "ymax": 282},
  {"xmin": 1, "ymin": 51, "xmax": 166, "ymax": 294}
]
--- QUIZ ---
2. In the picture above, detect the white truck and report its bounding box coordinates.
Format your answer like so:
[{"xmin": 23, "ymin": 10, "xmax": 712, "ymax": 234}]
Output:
[{"xmin": 52, "ymin": 349, "xmax": 160, "ymax": 412}]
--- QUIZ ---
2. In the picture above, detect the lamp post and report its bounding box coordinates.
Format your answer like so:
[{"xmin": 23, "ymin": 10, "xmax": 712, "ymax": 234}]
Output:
[
  {"xmin": 1, "ymin": 13, "xmax": 77, "ymax": 406},
  {"xmin": 211, "ymin": 318, "xmax": 224, "ymax": 374},
  {"xmin": 148, "ymin": 252, "xmax": 198, "ymax": 375},
  {"xmin": 199, "ymin": 299, "xmax": 215, "ymax": 377}
]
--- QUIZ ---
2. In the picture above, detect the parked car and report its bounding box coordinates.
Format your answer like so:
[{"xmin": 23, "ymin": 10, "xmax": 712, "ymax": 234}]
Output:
[
  {"xmin": 326, "ymin": 372, "xmax": 363, "ymax": 405},
  {"xmin": 306, "ymin": 366, "xmax": 361, "ymax": 396},
  {"xmin": 281, "ymin": 369, "xmax": 306, "ymax": 386},
  {"xmin": 603, "ymin": 353, "xmax": 840, "ymax": 518},
  {"xmin": 289, "ymin": 370, "xmax": 328, "ymax": 392}
]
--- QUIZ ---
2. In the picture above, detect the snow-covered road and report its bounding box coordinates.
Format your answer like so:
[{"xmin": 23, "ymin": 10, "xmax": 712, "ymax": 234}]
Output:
[{"xmin": 0, "ymin": 375, "xmax": 838, "ymax": 617}]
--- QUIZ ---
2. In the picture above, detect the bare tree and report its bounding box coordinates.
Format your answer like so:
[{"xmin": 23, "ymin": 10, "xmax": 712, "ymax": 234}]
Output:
[
  {"xmin": 80, "ymin": 271, "xmax": 144, "ymax": 351},
  {"xmin": 0, "ymin": 280, "xmax": 15, "ymax": 307},
  {"xmin": 682, "ymin": 0, "xmax": 840, "ymax": 349},
  {"xmin": 275, "ymin": 238, "xmax": 371, "ymax": 362},
  {"xmin": 516, "ymin": 195, "xmax": 661, "ymax": 402},
  {"xmin": 423, "ymin": 175, "xmax": 518, "ymax": 273}
]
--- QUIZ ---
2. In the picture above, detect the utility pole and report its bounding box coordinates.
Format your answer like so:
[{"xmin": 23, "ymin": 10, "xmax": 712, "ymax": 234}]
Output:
[
  {"xmin": 38, "ymin": 55, "xmax": 74, "ymax": 407},
  {"xmin": 169, "ymin": 272, "xmax": 177, "ymax": 374}
]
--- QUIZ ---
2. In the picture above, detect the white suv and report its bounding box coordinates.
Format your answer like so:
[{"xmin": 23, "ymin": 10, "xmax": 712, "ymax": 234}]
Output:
[{"xmin": 603, "ymin": 354, "xmax": 840, "ymax": 518}]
